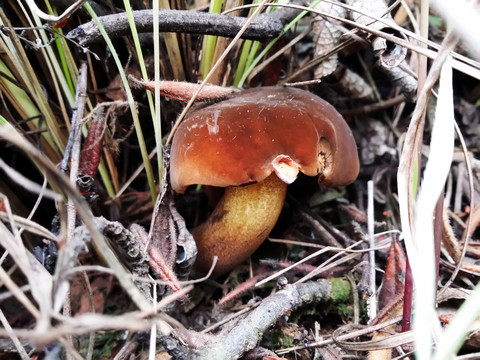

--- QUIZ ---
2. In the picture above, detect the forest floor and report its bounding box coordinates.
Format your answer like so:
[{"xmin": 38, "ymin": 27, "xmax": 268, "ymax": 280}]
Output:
[{"xmin": 1, "ymin": 0, "xmax": 480, "ymax": 359}]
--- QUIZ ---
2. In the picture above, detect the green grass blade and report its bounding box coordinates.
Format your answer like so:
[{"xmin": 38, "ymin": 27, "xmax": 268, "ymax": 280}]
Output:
[
  {"xmin": 200, "ymin": 0, "xmax": 223, "ymax": 79},
  {"xmin": 84, "ymin": 2, "xmax": 157, "ymax": 203},
  {"xmin": 123, "ymin": 0, "xmax": 163, "ymax": 182},
  {"xmin": 236, "ymin": 0, "xmax": 322, "ymax": 87}
]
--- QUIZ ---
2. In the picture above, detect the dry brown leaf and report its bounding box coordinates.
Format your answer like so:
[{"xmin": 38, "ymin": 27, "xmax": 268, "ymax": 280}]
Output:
[
  {"xmin": 379, "ymin": 240, "xmax": 406, "ymax": 308},
  {"xmin": 442, "ymin": 210, "xmax": 462, "ymax": 262},
  {"xmin": 330, "ymin": 66, "xmax": 375, "ymax": 100},
  {"xmin": 463, "ymin": 204, "xmax": 480, "ymax": 241},
  {"xmin": 359, "ymin": 118, "xmax": 396, "ymax": 165},
  {"xmin": 312, "ymin": 0, "xmax": 345, "ymax": 79},
  {"xmin": 346, "ymin": 0, "xmax": 407, "ymax": 67},
  {"xmin": 148, "ymin": 150, "xmax": 197, "ymax": 281}
]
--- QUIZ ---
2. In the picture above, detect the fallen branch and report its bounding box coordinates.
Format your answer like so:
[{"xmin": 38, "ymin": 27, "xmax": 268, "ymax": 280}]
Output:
[
  {"xmin": 66, "ymin": 7, "xmax": 301, "ymax": 47},
  {"xmin": 160, "ymin": 278, "xmax": 352, "ymax": 359}
]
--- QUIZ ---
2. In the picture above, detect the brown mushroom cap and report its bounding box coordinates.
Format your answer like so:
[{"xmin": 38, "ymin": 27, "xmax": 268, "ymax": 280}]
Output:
[{"xmin": 170, "ymin": 86, "xmax": 359, "ymax": 192}]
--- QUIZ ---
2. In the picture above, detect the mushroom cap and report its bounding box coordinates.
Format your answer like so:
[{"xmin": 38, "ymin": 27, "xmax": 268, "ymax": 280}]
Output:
[{"xmin": 170, "ymin": 86, "xmax": 359, "ymax": 193}]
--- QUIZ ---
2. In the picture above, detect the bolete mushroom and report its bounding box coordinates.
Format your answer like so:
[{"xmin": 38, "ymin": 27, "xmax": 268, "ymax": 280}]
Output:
[{"xmin": 170, "ymin": 86, "xmax": 359, "ymax": 276}]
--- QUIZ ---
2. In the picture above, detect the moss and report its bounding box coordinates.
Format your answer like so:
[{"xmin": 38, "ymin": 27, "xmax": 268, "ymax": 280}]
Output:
[
  {"xmin": 336, "ymin": 303, "xmax": 354, "ymax": 319},
  {"xmin": 263, "ymin": 328, "xmax": 295, "ymax": 349},
  {"xmin": 327, "ymin": 277, "xmax": 352, "ymax": 303}
]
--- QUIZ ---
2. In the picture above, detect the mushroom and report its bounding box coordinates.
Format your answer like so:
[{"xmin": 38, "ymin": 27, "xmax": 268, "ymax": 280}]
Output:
[{"xmin": 170, "ymin": 86, "xmax": 359, "ymax": 276}]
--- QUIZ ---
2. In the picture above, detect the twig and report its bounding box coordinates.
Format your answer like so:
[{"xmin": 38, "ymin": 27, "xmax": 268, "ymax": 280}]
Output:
[
  {"xmin": 332, "ymin": 322, "xmax": 413, "ymax": 351},
  {"xmin": 200, "ymin": 302, "xmax": 261, "ymax": 334},
  {"xmin": 112, "ymin": 338, "xmax": 139, "ymax": 360},
  {"xmin": 164, "ymin": 279, "xmax": 351, "ymax": 359},
  {"xmin": 256, "ymin": 240, "xmax": 361, "ymax": 287},
  {"xmin": 0, "ymin": 312, "xmax": 170, "ymax": 346},
  {"xmin": 341, "ymin": 95, "xmax": 405, "ymax": 116},
  {"xmin": 60, "ymin": 61, "xmax": 89, "ymax": 174},
  {"xmin": 295, "ymin": 206, "xmax": 343, "ymax": 248},
  {"xmin": 277, "ymin": 316, "xmax": 401, "ymax": 354},
  {"xmin": 367, "ymin": 180, "xmax": 377, "ymax": 320},
  {"xmin": 60, "ymin": 62, "xmax": 89, "ymax": 359},
  {"xmin": 66, "ymin": 7, "xmax": 301, "ymax": 46}
]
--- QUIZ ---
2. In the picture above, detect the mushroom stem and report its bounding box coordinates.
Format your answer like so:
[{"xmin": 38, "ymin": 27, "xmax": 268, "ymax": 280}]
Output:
[{"xmin": 193, "ymin": 174, "xmax": 287, "ymax": 276}]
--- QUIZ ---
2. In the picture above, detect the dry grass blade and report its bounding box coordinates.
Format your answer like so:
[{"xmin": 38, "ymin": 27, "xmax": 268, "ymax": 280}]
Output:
[
  {"xmin": 431, "ymin": 0, "xmax": 480, "ymax": 60},
  {"xmin": 276, "ymin": 317, "xmax": 410, "ymax": 355},
  {"xmin": 0, "ymin": 126, "xmax": 157, "ymax": 314},
  {"xmin": 0, "ymin": 309, "xmax": 31, "ymax": 360},
  {"xmin": 438, "ymin": 122, "xmax": 476, "ymax": 296},
  {"xmin": 412, "ymin": 57, "xmax": 455, "ymax": 358},
  {"xmin": 0, "ymin": 124, "xmax": 193, "ymax": 352},
  {"xmin": 0, "ymin": 9, "xmax": 68, "ymax": 158},
  {"xmin": 0, "ymin": 311, "xmax": 168, "ymax": 346},
  {"xmin": 0, "ymin": 247, "xmax": 40, "ymax": 320},
  {"xmin": 397, "ymin": 32, "xmax": 459, "ymax": 360},
  {"xmin": 0, "ymin": 203, "xmax": 52, "ymax": 325},
  {"xmin": 333, "ymin": 325, "xmax": 413, "ymax": 352},
  {"xmin": 0, "ymin": 211, "xmax": 57, "ymax": 241},
  {"xmin": 397, "ymin": 30, "xmax": 459, "ymax": 268},
  {"xmin": 24, "ymin": 0, "xmax": 87, "ymax": 24},
  {"xmin": 256, "ymin": 237, "xmax": 392, "ymax": 287},
  {"xmin": 0, "ymin": 157, "xmax": 61, "ymax": 201},
  {"xmin": 228, "ymin": 1, "xmax": 480, "ymax": 80},
  {"xmin": 0, "ymin": 20, "xmax": 63, "ymax": 162}
]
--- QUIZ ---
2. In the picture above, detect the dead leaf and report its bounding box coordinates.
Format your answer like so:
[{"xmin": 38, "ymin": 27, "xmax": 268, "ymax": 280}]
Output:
[
  {"xmin": 379, "ymin": 240, "xmax": 406, "ymax": 308},
  {"xmin": 312, "ymin": 0, "xmax": 345, "ymax": 79},
  {"xmin": 148, "ymin": 148, "xmax": 197, "ymax": 281}
]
